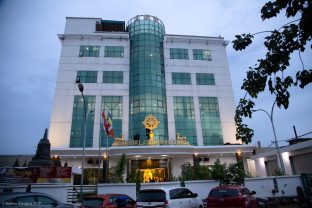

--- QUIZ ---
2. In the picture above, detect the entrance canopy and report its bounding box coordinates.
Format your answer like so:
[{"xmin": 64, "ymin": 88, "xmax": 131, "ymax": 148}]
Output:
[{"xmin": 51, "ymin": 144, "xmax": 255, "ymax": 160}]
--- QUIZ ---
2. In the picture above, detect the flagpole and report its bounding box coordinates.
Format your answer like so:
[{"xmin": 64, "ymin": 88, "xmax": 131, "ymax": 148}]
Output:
[
  {"xmin": 106, "ymin": 134, "xmax": 109, "ymax": 183},
  {"xmin": 97, "ymin": 129, "xmax": 101, "ymax": 186},
  {"xmin": 101, "ymin": 108, "xmax": 113, "ymax": 183}
]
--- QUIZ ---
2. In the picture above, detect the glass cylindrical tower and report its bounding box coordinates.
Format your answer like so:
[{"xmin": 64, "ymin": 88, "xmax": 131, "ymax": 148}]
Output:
[{"xmin": 127, "ymin": 15, "xmax": 168, "ymax": 141}]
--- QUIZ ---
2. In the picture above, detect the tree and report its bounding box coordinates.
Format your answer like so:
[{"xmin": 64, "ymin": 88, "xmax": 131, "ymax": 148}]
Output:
[
  {"xmin": 111, "ymin": 153, "xmax": 127, "ymax": 183},
  {"xmin": 180, "ymin": 162, "xmax": 211, "ymax": 181},
  {"xmin": 210, "ymin": 158, "xmax": 227, "ymax": 184},
  {"xmin": 223, "ymin": 161, "xmax": 245, "ymax": 185},
  {"xmin": 180, "ymin": 162, "xmax": 193, "ymax": 181},
  {"xmin": 233, "ymin": 0, "xmax": 312, "ymax": 144}
]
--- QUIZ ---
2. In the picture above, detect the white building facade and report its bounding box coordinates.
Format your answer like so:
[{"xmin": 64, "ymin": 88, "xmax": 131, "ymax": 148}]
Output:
[{"xmin": 49, "ymin": 15, "xmax": 255, "ymax": 184}]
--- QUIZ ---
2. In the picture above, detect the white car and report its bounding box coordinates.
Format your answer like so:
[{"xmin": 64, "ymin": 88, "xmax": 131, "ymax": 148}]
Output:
[{"xmin": 136, "ymin": 187, "xmax": 203, "ymax": 208}]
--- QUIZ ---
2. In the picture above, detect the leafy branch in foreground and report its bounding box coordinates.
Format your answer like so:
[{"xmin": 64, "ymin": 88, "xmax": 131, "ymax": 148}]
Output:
[{"xmin": 233, "ymin": 0, "xmax": 312, "ymax": 144}]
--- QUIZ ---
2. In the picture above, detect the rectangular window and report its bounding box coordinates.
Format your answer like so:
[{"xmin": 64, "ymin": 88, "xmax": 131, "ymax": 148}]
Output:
[
  {"xmin": 79, "ymin": 46, "xmax": 100, "ymax": 57},
  {"xmin": 199, "ymin": 97, "xmax": 223, "ymax": 145},
  {"xmin": 70, "ymin": 96, "xmax": 96, "ymax": 148},
  {"xmin": 172, "ymin": 73, "xmax": 191, "ymax": 85},
  {"xmin": 193, "ymin": 49, "xmax": 212, "ymax": 60},
  {"xmin": 174, "ymin": 96, "xmax": 197, "ymax": 145},
  {"xmin": 102, "ymin": 71, "xmax": 123, "ymax": 83},
  {"xmin": 170, "ymin": 48, "xmax": 189, "ymax": 59},
  {"xmin": 76, "ymin": 71, "xmax": 97, "ymax": 83},
  {"xmin": 100, "ymin": 96, "xmax": 123, "ymax": 147},
  {"xmin": 196, "ymin": 73, "xmax": 215, "ymax": 85},
  {"xmin": 104, "ymin": 46, "xmax": 124, "ymax": 57}
]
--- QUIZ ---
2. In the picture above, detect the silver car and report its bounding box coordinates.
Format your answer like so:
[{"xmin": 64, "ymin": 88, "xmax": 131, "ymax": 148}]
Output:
[
  {"xmin": 0, "ymin": 192, "xmax": 75, "ymax": 207},
  {"xmin": 136, "ymin": 187, "xmax": 203, "ymax": 208}
]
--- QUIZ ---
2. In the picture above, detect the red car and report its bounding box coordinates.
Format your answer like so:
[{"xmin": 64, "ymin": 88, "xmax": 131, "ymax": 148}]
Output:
[
  {"xmin": 80, "ymin": 193, "xmax": 135, "ymax": 208},
  {"xmin": 205, "ymin": 185, "xmax": 257, "ymax": 208}
]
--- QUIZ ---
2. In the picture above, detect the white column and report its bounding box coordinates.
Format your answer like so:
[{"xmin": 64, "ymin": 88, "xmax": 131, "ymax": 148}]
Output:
[
  {"xmin": 166, "ymin": 96, "xmax": 176, "ymax": 140},
  {"xmin": 281, "ymin": 152, "xmax": 292, "ymax": 175},
  {"xmin": 255, "ymin": 157, "xmax": 267, "ymax": 177},
  {"xmin": 122, "ymin": 95, "xmax": 129, "ymax": 140},
  {"xmin": 194, "ymin": 96, "xmax": 203, "ymax": 146},
  {"xmin": 93, "ymin": 95, "xmax": 101, "ymax": 147}
]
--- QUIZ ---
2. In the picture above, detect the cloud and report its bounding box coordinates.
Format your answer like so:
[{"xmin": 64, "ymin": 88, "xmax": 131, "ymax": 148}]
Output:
[{"xmin": 0, "ymin": 0, "xmax": 311, "ymax": 154}]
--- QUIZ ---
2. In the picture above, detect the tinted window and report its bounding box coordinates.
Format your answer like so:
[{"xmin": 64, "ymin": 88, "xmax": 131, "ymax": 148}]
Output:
[
  {"xmin": 37, "ymin": 196, "xmax": 57, "ymax": 205},
  {"xmin": 82, "ymin": 198, "xmax": 103, "ymax": 206},
  {"xmin": 180, "ymin": 188, "xmax": 194, "ymax": 198},
  {"xmin": 109, "ymin": 195, "xmax": 120, "ymax": 204},
  {"xmin": 137, "ymin": 190, "xmax": 166, "ymax": 202},
  {"xmin": 15, "ymin": 196, "xmax": 36, "ymax": 206},
  {"xmin": 241, "ymin": 188, "xmax": 251, "ymax": 196},
  {"xmin": 170, "ymin": 188, "xmax": 194, "ymax": 199},
  {"xmin": 169, "ymin": 189, "xmax": 180, "ymax": 199},
  {"xmin": 209, "ymin": 189, "xmax": 239, "ymax": 197}
]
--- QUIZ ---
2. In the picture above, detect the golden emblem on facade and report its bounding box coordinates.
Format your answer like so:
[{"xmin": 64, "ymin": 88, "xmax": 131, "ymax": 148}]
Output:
[{"xmin": 143, "ymin": 114, "xmax": 159, "ymax": 144}]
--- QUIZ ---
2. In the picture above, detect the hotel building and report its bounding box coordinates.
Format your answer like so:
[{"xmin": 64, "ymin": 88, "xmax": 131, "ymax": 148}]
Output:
[{"xmin": 49, "ymin": 15, "xmax": 255, "ymax": 184}]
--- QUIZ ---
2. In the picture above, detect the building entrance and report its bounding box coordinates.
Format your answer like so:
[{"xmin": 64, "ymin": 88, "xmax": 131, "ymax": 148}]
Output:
[{"xmin": 128, "ymin": 159, "xmax": 169, "ymax": 182}]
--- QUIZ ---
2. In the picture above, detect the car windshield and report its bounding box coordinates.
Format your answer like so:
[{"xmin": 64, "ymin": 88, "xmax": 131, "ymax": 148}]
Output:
[
  {"xmin": 137, "ymin": 190, "xmax": 166, "ymax": 202},
  {"xmin": 82, "ymin": 198, "xmax": 103, "ymax": 206},
  {"xmin": 209, "ymin": 189, "xmax": 239, "ymax": 197},
  {"xmin": 109, "ymin": 195, "xmax": 121, "ymax": 204}
]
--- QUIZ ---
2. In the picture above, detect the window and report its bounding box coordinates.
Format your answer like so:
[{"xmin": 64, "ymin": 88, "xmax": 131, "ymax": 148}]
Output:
[
  {"xmin": 16, "ymin": 196, "xmax": 36, "ymax": 204},
  {"xmin": 174, "ymin": 97, "xmax": 197, "ymax": 145},
  {"xmin": 199, "ymin": 97, "xmax": 223, "ymax": 145},
  {"xmin": 37, "ymin": 196, "xmax": 57, "ymax": 205},
  {"xmin": 208, "ymin": 189, "xmax": 239, "ymax": 197},
  {"xmin": 79, "ymin": 46, "xmax": 100, "ymax": 57},
  {"xmin": 70, "ymin": 96, "xmax": 95, "ymax": 148},
  {"xmin": 137, "ymin": 190, "xmax": 166, "ymax": 202},
  {"xmin": 105, "ymin": 46, "xmax": 124, "ymax": 57},
  {"xmin": 170, "ymin": 48, "xmax": 189, "ymax": 59},
  {"xmin": 172, "ymin": 73, "xmax": 191, "ymax": 85},
  {"xmin": 76, "ymin": 71, "xmax": 97, "ymax": 83},
  {"xmin": 100, "ymin": 96, "xmax": 123, "ymax": 147},
  {"xmin": 103, "ymin": 71, "xmax": 123, "ymax": 83},
  {"xmin": 193, "ymin": 49, "xmax": 211, "ymax": 60},
  {"xmin": 196, "ymin": 73, "xmax": 215, "ymax": 85},
  {"xmin": 82, "ymin": 198, "xmax": 103, "ymax": 207}
]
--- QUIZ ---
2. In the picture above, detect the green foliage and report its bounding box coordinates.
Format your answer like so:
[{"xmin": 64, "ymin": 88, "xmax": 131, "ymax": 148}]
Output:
[
  {"xmin": 180, "ymin": 162, "xmax": 193, "ymax": 181},
  {"xmin": 273, "ymin": 168, "xmax": 285, "ymax": 176},
  {"xmin": 232, "ymin": 0, "xmax": 312, "ymax": 144},
  {"xmin": 235, "ymin": 99, "xmax": 255, "ymax": 144},
  {"xmin": 223, "ymin": 161, "xmax": 245, "ymax": 185},
  {"xmin": 180, "ymin": 162, "xmax": 212, "ymax": 181},
  {"xmin": 111, "ymin": 154, "xmax": 127, "ymax": 183},
  {"xmin": 180, "ymin": 159, "xmax": 245, "ymax": 185},
  {"xmin": 127, "ymin": 169, "xmax": 141, "ymax": 183},
  {"xmin": 210, "ymin": 158, "xmax": 227, "ymax": 183},
  {"xmin": 232, "ymin": 34, "xmax": 254, "ymax": 51}
]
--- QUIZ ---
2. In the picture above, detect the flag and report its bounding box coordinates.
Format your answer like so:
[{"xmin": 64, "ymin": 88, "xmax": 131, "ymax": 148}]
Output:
[{"xmin": 102, "ymin": 109, "xmax": 115, "ymax": 138}]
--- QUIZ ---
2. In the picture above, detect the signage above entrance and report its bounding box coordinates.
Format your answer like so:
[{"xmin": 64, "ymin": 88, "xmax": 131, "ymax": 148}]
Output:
[{"xmin": 112, "ymin": 139, "xmax": 191, "ymax": 146}]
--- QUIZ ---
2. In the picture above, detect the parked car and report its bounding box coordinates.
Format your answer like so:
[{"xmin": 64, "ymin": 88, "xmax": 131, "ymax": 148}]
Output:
[
  {"xmin": 0, "ymin": 192, "xmax": 75, "ymax": 207},
  {"xmin": 136, "ymin": 187, "xmax": 203, "ymax": 208},
  {"xmin": 80, "ymin": 193, "xmax": 135, "ymax": 208},
  {"xmin": 205, "ymin": 185, "xmax": 257, "ymax": 208}
]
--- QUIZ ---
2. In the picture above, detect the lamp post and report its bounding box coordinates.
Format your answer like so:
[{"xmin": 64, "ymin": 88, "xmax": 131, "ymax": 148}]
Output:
[
  {"xmin": 252, "ymin": 100, "xmax": 285, "ymax": 174},
  {"xmin": 78, "ymin": 83, "xmax": 87, "ymax": 198}
]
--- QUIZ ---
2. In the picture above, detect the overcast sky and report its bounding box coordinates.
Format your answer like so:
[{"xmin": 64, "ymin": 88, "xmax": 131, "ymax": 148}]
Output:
[{"xmin": 0, "ymin": 0, "xmax": 311, "ymax": 155}]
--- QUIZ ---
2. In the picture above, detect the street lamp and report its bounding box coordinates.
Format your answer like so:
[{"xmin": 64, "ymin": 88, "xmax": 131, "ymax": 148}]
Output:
[
  {"xmin": 78, "ymin": 83, "xmax": 87, "ymax": 198},
  {"xmin": 252, "ymin": 100, "xmax": 285, "ymax": 174}
]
